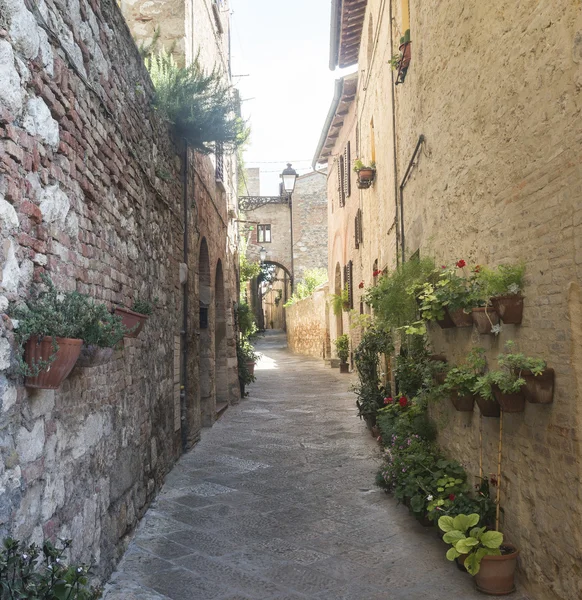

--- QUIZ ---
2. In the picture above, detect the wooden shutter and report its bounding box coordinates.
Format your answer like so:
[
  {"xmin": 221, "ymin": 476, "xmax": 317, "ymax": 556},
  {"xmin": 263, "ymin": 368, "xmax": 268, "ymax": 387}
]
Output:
[
  {"xmin": 338, "ymin": 156, "xmax": 345, "ymax": 207},
  {"xmin": 344, "ymin": 142, "xmax": 351, "ymax": 198},
  {"xmin": 347, "ymin": 260, "xmax": 354, "ymax": 309}
]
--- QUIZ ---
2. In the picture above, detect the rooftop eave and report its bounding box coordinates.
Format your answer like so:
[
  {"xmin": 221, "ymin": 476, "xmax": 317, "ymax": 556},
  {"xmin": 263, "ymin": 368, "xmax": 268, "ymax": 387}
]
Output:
[{"xmin": 329, "ymin": 0, "xmax": 367, "ymax": 70}]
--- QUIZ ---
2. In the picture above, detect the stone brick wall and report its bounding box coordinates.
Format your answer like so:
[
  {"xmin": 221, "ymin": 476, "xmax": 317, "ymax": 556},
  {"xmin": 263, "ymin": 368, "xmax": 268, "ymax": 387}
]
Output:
[
  {"xmin": 320, "ymin": 1, "xmax": 582, "ymax": 598},
  {"xmin": 0, "ymin": 0, "xmax": 239, "ymax": 582},
  {"xmin": 286, "ymin": 284, "xmax": 329, "ymax": 359}
]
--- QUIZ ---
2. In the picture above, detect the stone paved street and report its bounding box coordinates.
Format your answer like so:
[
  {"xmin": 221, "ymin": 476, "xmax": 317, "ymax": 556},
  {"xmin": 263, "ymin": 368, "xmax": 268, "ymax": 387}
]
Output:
[{"xmin": 103, "ymin": 332, "xmax": 528, "ymax": 600}]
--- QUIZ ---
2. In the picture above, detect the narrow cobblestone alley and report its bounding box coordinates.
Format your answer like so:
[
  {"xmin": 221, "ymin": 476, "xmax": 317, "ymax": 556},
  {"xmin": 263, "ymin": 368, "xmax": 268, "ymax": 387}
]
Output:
[{"xmin": 103, "ymin": 333, "xmax": 527, "ymax": 600}]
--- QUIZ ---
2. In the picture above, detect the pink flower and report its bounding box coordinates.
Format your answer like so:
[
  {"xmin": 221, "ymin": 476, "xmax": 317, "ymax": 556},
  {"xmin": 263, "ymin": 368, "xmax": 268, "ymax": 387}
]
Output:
[{"xmin": 384, "ymin": 397, "xmax": 393, "ymax": 405}]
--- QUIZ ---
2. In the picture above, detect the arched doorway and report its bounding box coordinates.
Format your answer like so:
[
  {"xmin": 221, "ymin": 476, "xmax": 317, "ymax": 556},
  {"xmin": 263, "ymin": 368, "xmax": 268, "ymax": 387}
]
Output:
[
  {"xmin": 334, "ymin": 262, "xmax": 343, "ymax": 337},
  {"xmin": 256, "ymin": 260, "xmax": 292, "ymax": 331},
  {"xmin": 198, "ymin": 238, "xmax": 213, "ymax": 427},
  {"xmin": 214, "ymin": 260, "xmax": 228, "ymax": 413}
]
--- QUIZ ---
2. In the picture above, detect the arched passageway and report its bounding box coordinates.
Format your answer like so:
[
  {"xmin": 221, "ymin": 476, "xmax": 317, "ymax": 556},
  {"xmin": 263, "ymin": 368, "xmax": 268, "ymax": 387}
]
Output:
[{"xmin": 198, "ymin": 238, "xmax": 214, "ymax": 427}]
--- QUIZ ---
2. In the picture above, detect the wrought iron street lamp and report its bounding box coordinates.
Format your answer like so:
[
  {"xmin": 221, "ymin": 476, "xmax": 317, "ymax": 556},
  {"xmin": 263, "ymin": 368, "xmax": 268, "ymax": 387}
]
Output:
[
  {"xmin": 259, "ymin": 246, "xmax": 267, "ymax": 263},
  {"xmin": 280, "ymin": 163, "xmax": 298, "ymax": 291}
]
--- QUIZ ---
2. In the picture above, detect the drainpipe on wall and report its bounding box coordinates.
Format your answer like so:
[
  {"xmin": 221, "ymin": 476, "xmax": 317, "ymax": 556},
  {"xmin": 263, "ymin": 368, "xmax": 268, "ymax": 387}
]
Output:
[
  {"xmin": 181, "ymin": 142, "xmax": 190, "ymax": 451},
  {"xmin": 389, "ymin": 0, "xmax": 401, "ymax": 267}
]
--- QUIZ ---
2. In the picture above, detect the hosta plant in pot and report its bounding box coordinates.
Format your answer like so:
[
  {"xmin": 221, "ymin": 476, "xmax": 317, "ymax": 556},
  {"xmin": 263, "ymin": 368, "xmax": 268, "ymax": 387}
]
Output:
[
  {"xmin": 115, "ymin": 296, "xmax": 156, "ymax": 338},
  {"xmin": 442, "ymin": 348, "xmax": 486, "ymax": 412},
  {"xmin": 478, "ymin": 263, "xmax": 525, "ymax": 325},
  {"xmin": 10, "ymin": 275, "xmax": 94, "ymax": 389},
  {"xmin": 439, "ymin": 513, "xmax": 518, "ymax": 595},
  {"xmin": 334, "ymin": 334, "xmax": 350, "ymax": 373}
]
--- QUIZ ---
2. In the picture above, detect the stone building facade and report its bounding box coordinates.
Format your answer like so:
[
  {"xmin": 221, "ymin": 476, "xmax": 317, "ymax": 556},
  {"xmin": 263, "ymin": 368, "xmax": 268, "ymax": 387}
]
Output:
[
  {"xmin": 311, "ymin": 1, "xmax": 582, "ymax": 599},
  {"xmin": 0, "ymin": 0, "xmax": 239, "ymax": 582}
]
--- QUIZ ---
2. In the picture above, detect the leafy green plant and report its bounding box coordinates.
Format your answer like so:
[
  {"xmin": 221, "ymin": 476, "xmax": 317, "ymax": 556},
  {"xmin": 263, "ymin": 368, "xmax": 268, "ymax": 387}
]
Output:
[
  {"xmin": 237, "ymin": 302, "xmax": 258, "ymax": 341},
  {"xmin": 353, "ymin": 159, "xmax": 376, "ymax": 172},
  {"xmin": 443, "ymin": 348, "xmax": 487, "ymax": 396},
  {"xmin": 366, "ymin": 257, "xmax": 435, "ymax": 335},
  {"xmin": 145, "ymin": 50, "xmax": 248, "ymax": 154},
  {"xmin": 10, "ymin": 276, "xmax": 124, "ymax": 376},
  {"xmin": 476, "ymin": 263, "xmax": 525, "ymax": 297},
  {"xmin": 330, "ymin": 285, "xmax": 349, "ymax": 316},
  {"xmin": 237, "ymin": 338, "xmax": 259, "ymax": 393},
  {"xmin": 284, "ymin": 268, "xmax": 327, "ymax": 307},
  {"xmin": 334, "ymin": 334, "xmax": 350, "ymax": 363},
  {"xmin": 417, "ymin": 265, "xmax": 473, "ymax": 322},
  {"xmin": 497, "ymin": 340, "xmax": 545, "ymax": 375},
  {"xmin": 132, "ymin": 297, "xmax": 156, "ymax": 316},
  {"xmin": 0, "ymin": 537, "xmax": 101, "ymax": 599},
  {"xmin": 438, "ymin": 513, "xmax": 504, "ymax": 575}
]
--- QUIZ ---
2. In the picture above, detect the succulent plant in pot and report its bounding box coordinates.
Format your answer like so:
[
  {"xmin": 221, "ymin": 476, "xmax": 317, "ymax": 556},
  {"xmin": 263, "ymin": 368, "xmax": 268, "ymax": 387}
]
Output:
[
  {"xmin": 476, "ymin": 263, "xmax": 525, "ymax": 325},
  {"xmin": 472, "ymin": 373, "xmax": 501, "ymax": 418},
  {"xmin": 442, "ymin": 348, "xmax": 486, "ymax": 412},
  {"xmin": 77, "ymin": 304, "xmax": 127, "ymax": 368}
]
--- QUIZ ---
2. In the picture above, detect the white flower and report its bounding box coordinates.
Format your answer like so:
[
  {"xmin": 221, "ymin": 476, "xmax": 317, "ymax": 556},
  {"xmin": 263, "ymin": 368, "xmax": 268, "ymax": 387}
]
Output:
[
  {"xmin": 491, "ymin": 324, "xmax": 502, "ymax": 335},
  {"xmin": 427, "ymin": 495, "xmax": 434, "ymax": 501},
  {"xmin": 507, "ymin": 283, "xmax": 520, "ymax": 295}
]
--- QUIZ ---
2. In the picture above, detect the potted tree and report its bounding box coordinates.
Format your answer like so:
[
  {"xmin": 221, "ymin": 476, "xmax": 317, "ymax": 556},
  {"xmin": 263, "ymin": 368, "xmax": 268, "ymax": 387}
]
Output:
[
  {"xmin": 115, "ymin": 297, "xmax": 155, "ymax": 338},
  {"xmin": 334, "ymin": 334, "xmax": 350, "ymax": 373},
  {"xmin": 439, "ymin": 513, "xmax": 519, "ymax": 595},
  {"xmin": 11, "ymin": 276, "xmax": 97, "ymax": 389},
  {"xmin": 442, "ymin": 348, "xmax": 486, "ymax": 412},
  {"xmin": 353, "ymin": 159, "xmax": 376, "ymax": 189}
]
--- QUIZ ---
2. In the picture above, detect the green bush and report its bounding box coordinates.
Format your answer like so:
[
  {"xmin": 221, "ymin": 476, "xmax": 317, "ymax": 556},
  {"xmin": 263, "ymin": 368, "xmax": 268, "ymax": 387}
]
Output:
[
  {"xmin": 0, "ymin": 537, "xmax": 101, "ymax": 599},
  {"xmin": 334, "ymin": 334, "xmax": 350, "ymax": 363},
  {"xmin": 237, "ymin": 302, "xmax": 257, "ymax": 341},
  {"xmin": 284, "ymin": 268, "xmax": 327, "ymax": 307}
]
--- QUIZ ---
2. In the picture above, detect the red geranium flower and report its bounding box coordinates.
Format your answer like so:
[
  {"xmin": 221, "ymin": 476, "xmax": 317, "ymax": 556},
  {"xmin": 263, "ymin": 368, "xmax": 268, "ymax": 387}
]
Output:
[
  {"xmin": 358, "ymin": 281, "xmax": 365, "ymax": 289},
  {"xmin": 384, "ymin": 397, "xmax": 393, "ymax": 404},
  {"xmin": 373, "ymin": 269, "xmax": 382, "ymax": 277},
  {"xmin": 441, "ymin": 265, "xmax": 447, "ymax": 269},
  {"xmin": 399, "ymin": 396, "xmax": 408, "ymax": 408},
  {"xmin": 456, "ymin": 259, "xmax": 466, "ymax": 268},
  {"xmin": 474, "ymin": 265, "xmax": 481, "ymax": 273},
  {"xmin": 449, "ymin": 494, "xmax": 456, "ymax": 501}
]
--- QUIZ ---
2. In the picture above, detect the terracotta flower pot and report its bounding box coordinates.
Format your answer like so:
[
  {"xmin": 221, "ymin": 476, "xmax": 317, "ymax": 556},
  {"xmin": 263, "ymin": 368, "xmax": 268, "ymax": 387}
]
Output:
[
  {"xmin": 76, "ymin": 345, "xmax": 114, "ymax": 368},
  {"xmin": 449, "ymin": 308, "xmax": 474, "ymax": 328},
  {"xmin": 474, "ymin": 544, "xmax": 519, "ymax": 595},
  {"xmin": 114, "ymin": 307, "xmax": 148, "ymax": 338},
  {"xmin": 436, "ymin": 308, "xmax": 456, "ymax": 329},
  {"xmin": 357, "ymin": 168, "xmax": 375, "ymax": 182},
  {"xmin": 25, "ymin": 336, "xmax": 83, "ymax": 389},
  {"xmin": 246, "ymin": 361, "xmax": 256, "ymax": 376},
  {"xmin": 521, "ymin": 367, "xmax": 554, "ymax": 404},
  {"xmin": 339, "ymin": 361, "xmax": 350, "ymax": 373},
  {"xmin": 471, "ymin": 307, "xmax": 500, "ymax": 334},
  {"xmin": 476, "ymin": 395, "xmax": 501, "ymax": 418},
  {"xmin": 399, "ymin": 41, "xmax": 412, "ymax": 69},
  {"xmin": 492, "ymin": 385, "xmax": 525, "ymax": 413},
  {"xmin": 450, "ymin": 390, "xmax": 476, "ymax": 412},
  {"xmin": 490, "ymin": 294, "xmax": 524, "ymax": 325}
]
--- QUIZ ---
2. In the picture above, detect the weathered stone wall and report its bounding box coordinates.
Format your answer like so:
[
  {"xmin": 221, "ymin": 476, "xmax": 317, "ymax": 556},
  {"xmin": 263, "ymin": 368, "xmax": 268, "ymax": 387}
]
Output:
[
  {"xmin": 0, "ymin": 0, "xmax": 239, "ymax": 582},
  {"xmin": 286, "ymin": 284, "xmax": 329, "ymax": 359},
  {"xmin": 320, "ymin": 0, "xmax": 582, "ymax": 598}
]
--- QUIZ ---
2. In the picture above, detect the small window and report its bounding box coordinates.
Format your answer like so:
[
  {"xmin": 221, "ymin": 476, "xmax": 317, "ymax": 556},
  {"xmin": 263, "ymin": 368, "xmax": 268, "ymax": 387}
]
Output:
[{"xmin": 258, "ymin": 224, "xmax": 271, "ymax": 243}]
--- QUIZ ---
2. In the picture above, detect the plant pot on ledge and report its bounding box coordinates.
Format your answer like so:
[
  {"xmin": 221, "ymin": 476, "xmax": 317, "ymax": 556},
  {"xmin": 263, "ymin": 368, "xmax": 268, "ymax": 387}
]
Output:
[
  {"xmin": 114, "ymin": 306, "xmax": 148, "ymax": 338},
  {"xmin": 339, "ymin": 361, "xmax": 350, "ymax": 373},
  {"xmin": 492, "ymin": 385, "xmax": 526, "ymax": 413},
  {"xmin": 436, "ymin": 308, "xmax": 456, "ymax": 329},
  {"xmin": 356, "ymin": 168, "xmax": 376, "ymax": 189},
  {"xmin": 521, "ymin": 367, "xmax": 555, "ymax": 404},
  {"xmin": 471, "ymin": 307, "xmax": 500, "ymax": 334},
  {"xmin": 474, "ymin": 544, "xmax": 519, "ymax": 595},
  {"xmin": 490, "ymin": 294, "xmax": 524, "ymax": 325},
  {"xmin": 450, "ymin": 391, "xmax": 476, "ymax": 412},
  {"xmin": 25, "ymin": 336, "xmax": 83, "ymax": 389}
]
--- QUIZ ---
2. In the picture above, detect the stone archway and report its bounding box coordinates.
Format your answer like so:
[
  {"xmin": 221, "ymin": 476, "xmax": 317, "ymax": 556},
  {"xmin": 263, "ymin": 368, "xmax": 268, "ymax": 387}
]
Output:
[
  {"xmin": 198, "ymin": 238, "xmax": 214, "ymax": 427},
  {"xmin": 214, "ymin": 260, "xmax": 228, "ymax": 413},
  {"xmin": 334, "ymin": 262, "xmax": 343, "ymax": 337}
]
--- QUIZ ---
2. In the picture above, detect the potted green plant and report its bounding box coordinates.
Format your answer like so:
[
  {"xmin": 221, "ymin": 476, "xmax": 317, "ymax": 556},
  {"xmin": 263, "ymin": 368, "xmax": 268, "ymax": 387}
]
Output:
[
  {"xmin": 334, "ymin": 334, "xmax": 350, "ymax": 373},
  {"xmin": 331, "ymin": 285, "xmax": 350, "ymax": 316},
  {"xmin": 353, "ymin": 159, "xmax": 376, "ymax": 188},
  {"xmin": 11, "ymin": 276, "xmax": 94, "ymax": 389},
  {"xmin": 237, "ymin": 338, "xmax": 259, "ymax": 396},
  {"xmin": 442, "ymin": 348, "xmax": 486, "ymax": 412},
  {"xmin": 439, "ymin": 513, "xmax": 518, "ymax": 595},
  {"xmin": 478, "ymin": 263, "xmax": 525, "ymax": 325},
  {"xmin": 472, "ymin": 373, "xmax": 501, "ymax": 418},
  {"xmin": 76, "ymin": 304, "xmax": 127, "ymax": 367},
  {"xmin": 115, "ymin": 296, "xmax": 156, "ymax": 338}
]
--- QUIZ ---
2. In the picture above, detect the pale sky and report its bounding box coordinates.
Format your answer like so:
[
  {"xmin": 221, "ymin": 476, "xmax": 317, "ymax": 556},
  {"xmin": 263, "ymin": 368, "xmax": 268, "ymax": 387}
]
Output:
[{"xmin": 231, "ymin": 0, "xmax": 352, "ymax": 195}]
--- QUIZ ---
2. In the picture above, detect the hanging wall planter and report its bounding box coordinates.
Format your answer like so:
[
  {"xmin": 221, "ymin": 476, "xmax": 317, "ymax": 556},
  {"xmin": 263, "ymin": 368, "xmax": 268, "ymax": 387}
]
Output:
[
  {"xmin": 521, "ymin": 368, "xmax": 555, "ymax": 404},
  {"xmin": 449, "ymin": 308, "xmax": 474, "ymax": 328},
  {"xmin": 114, "ymin": 307, "xmax": 148, "ymax": 338},
  {"xmin": 76, "ymin": 345, "xmax": 114, "ymax": 368},
  {"xmin": 476, "ymin": 395, "xmax": 501, "ymax": 418},
  {"xmin": 25, "ymin": 336, "xmax": 83, "ymax": 389},
  {"xmin": 356, "ymin": 168, "xmax": 376, "ymax": 189},
  {"xmin": 450, "ymin": 390, "xmax": 476, "ymax": 412},
  {"xmin": 490, "ymin": 294, "xmax": 524, "ymax": 325},
  {"xmin": 492, "ymin": 385, "xmax": 526, "ymax": 413},
  {"xmin": 471, "ymin": 307, "xmax": 500, "ymax": 334}
]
